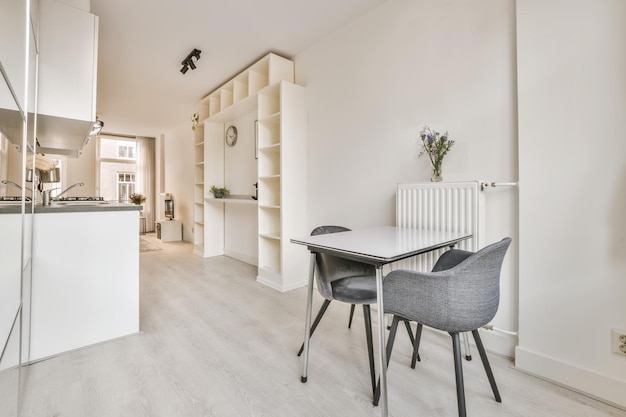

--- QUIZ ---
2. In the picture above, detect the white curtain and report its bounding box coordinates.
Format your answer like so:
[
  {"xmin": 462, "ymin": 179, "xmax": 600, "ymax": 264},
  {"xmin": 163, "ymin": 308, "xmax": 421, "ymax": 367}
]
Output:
[{"xmin": 136, "ymin": 136, "xmax": 156, "ymax": 232}]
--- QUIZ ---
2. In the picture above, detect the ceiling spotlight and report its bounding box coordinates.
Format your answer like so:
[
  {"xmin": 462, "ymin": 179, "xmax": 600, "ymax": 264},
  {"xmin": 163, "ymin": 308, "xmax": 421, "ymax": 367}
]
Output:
[
  {"xmin": 89, "ymin": 119, "xmax": 103, "ymax": 136},
  {"xmin": 180, "ymin": 48, "xmax": 201, "ymax": 74}
]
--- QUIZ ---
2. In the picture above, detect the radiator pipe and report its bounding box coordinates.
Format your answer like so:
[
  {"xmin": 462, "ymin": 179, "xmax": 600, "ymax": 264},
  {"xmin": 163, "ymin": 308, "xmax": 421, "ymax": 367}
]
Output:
[
  {"xmin": 480, "ymin": 181, "xmax": 518, "ymax": 191},
  {"xmin": 482, "ymin": 324, "xmax": 518, "ymax": 336}
]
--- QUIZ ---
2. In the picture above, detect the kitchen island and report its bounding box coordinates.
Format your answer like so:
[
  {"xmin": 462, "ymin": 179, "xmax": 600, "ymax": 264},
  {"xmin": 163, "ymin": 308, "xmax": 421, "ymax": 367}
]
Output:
[{"xmin": 29, "ymin": 203, "xmax": 141, "ymax": 361}]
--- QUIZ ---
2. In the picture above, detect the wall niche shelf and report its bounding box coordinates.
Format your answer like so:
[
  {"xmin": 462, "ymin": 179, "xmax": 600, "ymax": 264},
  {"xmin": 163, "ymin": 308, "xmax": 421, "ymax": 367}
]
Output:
[
  {"xmin": 205, "ymin": 196, "xmax": 258, "ymax": 205},
  {"xmin": 198, "ymin": 54, "xmax": 294, "ymax": 122},
  {"xmin": 193, "ymin": 53, "xmax": 308, "ymax": 292}
]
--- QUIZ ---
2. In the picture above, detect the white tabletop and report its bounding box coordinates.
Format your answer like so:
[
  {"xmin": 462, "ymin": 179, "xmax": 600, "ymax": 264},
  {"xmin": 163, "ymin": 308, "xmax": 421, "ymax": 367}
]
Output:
[{"xmin": 291, "ymin": 226, "xmax": 471, "ymax": 265}]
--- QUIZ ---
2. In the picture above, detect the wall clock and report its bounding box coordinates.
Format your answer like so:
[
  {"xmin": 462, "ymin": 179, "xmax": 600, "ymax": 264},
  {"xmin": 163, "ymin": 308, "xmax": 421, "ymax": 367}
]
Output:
[{"xmin": 225, "ymin": 125, "xmax": 238, "ymax": 147}]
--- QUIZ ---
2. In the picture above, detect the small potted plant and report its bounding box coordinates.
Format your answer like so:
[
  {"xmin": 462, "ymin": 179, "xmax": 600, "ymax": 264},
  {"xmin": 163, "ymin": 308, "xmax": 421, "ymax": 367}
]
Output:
[
  {"xmin": 210, "ymin": 185, "xmax": 229, "ymax": 198},
  {"xmin": 191, "ymin": 112, "xmax": 199, "ymax": 131},
  {"xmin": 129, "ymin": 193, "xmax": 146, "ymax": 216},
  {"xmin": 129, "ymin": 193, "xmax": 146, "ymax": 205}
]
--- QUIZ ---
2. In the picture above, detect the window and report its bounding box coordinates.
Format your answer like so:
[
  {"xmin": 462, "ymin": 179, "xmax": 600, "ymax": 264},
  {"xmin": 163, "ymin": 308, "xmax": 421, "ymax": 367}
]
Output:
[
  {"xmin": 98, "ymin": 136, "xmax": 137, "ymax": 202},
  {"xmin": 117, "ymin": 142, "xmax": 136, "ymax": 159},
  {"xmin": 117, "ymin": 172, "xmax": 135, "ymax": 202}
]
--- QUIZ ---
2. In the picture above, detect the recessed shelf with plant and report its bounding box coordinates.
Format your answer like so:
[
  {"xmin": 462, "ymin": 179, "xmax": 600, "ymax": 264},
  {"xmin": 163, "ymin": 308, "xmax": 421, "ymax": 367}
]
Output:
[{"xmin": 210, "ymin": 185, "xmax": 230, "ymax": 198}]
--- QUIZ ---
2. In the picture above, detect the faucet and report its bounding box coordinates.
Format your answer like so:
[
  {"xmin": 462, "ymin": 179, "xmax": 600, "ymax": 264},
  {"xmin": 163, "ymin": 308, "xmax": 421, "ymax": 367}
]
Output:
[
  {"xmin": 2, "ymin": 179, "xmax": 32, "ymax": 200},
  {"xmin": 53, "ymin": 182, "xmax": 84, "ymax": 200},
  {"xmin": 42, "ymin": 182, "xmax": 84, "ymax": 205}
]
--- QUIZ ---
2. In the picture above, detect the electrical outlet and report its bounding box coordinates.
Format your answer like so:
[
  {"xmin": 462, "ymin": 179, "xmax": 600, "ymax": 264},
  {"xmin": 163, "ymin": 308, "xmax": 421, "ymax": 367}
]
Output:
[{"xmin": 612, "ymin": 329, "xmax": 626, "ymax": 356}]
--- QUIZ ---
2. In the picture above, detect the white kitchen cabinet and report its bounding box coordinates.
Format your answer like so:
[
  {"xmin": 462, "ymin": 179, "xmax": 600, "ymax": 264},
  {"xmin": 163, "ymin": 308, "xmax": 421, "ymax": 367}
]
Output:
[
  {"xmin": 30, "ymin": 210, "xmax": 139, "ymax": 361},
  {"xmin": 0, "ymin": 0, "xmax": 28, "ymax": 112},
  {"xmin": 0, "ymin": 213, "xmax": 22, "ymax": 370},
  {"xmin": 36, "ymin": 0, "xmax": 98, "ymax": 155},
  {"xmin": 195, "ymin": 54, "xmax": 308, "ymax": 292},
  {"xmin": 0, "ymin": 0, "xmax": 36, "ymax": 148},
  {"xmin": 38, "ymin": 0, "xmax": 98, "ymax": 122}
]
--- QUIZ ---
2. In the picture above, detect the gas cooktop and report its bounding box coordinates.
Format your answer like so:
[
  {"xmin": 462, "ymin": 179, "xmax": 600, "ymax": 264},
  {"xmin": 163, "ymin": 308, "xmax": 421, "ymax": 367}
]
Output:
[
  {"xmin": 0, "ymin": 196, "xmax": 31, "ymax": 202},
  {"xmin": 56, "ymin": 196, "xmax": 104, "ymax": 202}
]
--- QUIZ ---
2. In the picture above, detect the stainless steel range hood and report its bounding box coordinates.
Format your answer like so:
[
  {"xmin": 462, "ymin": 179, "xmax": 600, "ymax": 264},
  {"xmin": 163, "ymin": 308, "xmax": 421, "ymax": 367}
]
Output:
[{"xmin": 36, "ymin": 114, "xmax": 95, "ymax": 157}]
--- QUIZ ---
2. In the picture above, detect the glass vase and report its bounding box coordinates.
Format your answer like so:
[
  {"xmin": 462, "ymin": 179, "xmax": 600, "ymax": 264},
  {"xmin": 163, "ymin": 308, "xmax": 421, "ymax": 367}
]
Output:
[{"xmin": 431, "ymin": 164, "xmax": 442, "ymax": 182}]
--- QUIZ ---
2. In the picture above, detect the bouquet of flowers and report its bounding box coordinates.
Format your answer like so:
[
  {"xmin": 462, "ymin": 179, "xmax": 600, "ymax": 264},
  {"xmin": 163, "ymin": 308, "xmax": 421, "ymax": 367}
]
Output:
[
  {"xmin": 419, "ymin": 125, "xmax": 455, "ymax": 181},
  {"xmin": 129, "ymin": 193, "xmax": 146, "ymax": 205}
]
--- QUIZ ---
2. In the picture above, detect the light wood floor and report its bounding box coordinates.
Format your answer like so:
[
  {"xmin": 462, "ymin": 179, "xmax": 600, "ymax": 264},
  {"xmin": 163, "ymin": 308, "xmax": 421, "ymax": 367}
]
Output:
[{"xmin": 17, "ymin": 234, "xmax": 626, "ymax": 417}]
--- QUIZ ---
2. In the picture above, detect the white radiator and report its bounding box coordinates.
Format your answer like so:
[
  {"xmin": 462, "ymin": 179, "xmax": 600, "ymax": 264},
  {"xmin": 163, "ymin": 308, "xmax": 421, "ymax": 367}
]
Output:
[{"xmin": 395, "ymin": 181, "xmax": 481, "ymax": 271}]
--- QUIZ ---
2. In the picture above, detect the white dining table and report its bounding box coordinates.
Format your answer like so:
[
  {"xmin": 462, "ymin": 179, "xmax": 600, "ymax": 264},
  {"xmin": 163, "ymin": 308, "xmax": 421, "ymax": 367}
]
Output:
[{"xmin": 291, "ymin": 226, "xmax": 472, "ymax": 417}]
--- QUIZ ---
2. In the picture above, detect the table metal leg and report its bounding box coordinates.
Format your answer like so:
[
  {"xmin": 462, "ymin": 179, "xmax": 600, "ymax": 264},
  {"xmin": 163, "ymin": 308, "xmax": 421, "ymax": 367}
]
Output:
[
  {"xmin": 301, "ymin": 252, "xmax": 316, "ymax": 383},
  {"xmin": 376, "ymin": 266, "xmax": 388, "ymax": 416}
]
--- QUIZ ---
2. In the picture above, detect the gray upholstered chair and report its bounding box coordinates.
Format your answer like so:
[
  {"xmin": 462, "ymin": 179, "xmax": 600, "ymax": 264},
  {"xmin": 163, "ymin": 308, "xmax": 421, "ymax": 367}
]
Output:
[
  {"xmin": 298, "ymin": 226, "xmax": 423, "ymax": 399},
  {"xmin": 297, "ymin": 225, "xmax": 378, "ymax": 397},
  {"xmin": 375, "ymin": 237, "xmax": 511, "ymax": 416}
]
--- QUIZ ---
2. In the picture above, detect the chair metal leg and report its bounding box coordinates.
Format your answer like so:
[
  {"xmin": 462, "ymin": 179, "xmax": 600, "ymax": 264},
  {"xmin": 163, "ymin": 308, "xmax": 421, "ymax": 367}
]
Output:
[
  {"xmin": 400, "ymin": 319, "xmax": 421, "ymax": 367},
  {"xmin": 410, "ymin": 323, "xmax": 423, "ymax": 368},
  {"xmin": 451, "ymin": 332, "xmax": 467, "ymax": 417},
  {"xmin": 348, "ymin": 304, "xmax": 356, "ymax": 328},
  {"xmin": 403, "ymin": 320, "xmax": 414, "ymax": 344},
  {"xmin": 363, "ymin": 305, "xmax": 377, "ymax": 398},
  {"xmin": 472, "ymin": 329, "xmax": 501, "ymax": 402},
  {"xmin": 462, "ymin": 332, "xmax": 472, "ymax": 361},
  {"xmin": 373, "ymin": 315, "xmax": 401, "ymax": 406},
  {"xmin": 297, "ymin": 299, "xmax": 331, "ymax": 357}
]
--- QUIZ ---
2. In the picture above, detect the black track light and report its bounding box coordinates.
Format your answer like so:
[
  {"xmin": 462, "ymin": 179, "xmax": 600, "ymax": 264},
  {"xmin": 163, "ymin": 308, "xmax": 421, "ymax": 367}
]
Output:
[{"xmin": 180, "ymin": 48, "xmax": 201, "ymax": 74}]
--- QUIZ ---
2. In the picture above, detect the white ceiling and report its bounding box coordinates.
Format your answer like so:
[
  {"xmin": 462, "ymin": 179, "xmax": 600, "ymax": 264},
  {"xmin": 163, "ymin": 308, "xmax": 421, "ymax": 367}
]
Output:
[{"xmin": 89, "ymin": 0, "xmax": 387, "ymax": 138}]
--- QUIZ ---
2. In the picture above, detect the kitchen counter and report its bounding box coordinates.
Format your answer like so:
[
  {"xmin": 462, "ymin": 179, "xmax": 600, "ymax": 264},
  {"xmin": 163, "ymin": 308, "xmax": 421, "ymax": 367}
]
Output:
[
  {"xmin": 0, "ymin": 202, "xmax": 142, "ymax": 214},
  {"xmin": 29, "ymin": 208, "xmax": 140, "ymax": 361},
  {"xmin": 0, "ymin": 201, "xmax": 142, "ymax": 361},
  {"xmin": 0, "ymin": 203, "xmax": 32, "ymax": 214},
  {"xmin": 36, "ymin": 202, "xmax": 142, "ymax": 213}
]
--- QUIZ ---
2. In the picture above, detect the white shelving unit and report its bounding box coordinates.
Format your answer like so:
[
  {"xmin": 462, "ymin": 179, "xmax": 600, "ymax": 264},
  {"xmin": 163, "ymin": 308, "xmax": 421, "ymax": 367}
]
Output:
[
  {"xmin": 256, "ymin": 82, "xmax": 308, "ymax": 291},
  {"xmin": 194, "ymin": 53, "xmax": 308, "ymax": 292},
  {"xmin": 193, "ymin": 125, "xmax": 205, "ymax": 256}
]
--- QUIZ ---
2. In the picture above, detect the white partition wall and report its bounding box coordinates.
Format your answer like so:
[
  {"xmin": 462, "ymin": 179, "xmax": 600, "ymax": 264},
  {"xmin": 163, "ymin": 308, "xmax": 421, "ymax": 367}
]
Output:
[{"xmin": 516, "ymin": 0, "xmax": 626, "ymax": 408}]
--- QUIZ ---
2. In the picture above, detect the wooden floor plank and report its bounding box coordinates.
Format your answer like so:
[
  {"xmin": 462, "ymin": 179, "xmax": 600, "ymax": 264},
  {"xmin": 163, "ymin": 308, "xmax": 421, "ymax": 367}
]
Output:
[{"xmin": 14, "ymin": 234, "xmax": 626, "ymax": 417}]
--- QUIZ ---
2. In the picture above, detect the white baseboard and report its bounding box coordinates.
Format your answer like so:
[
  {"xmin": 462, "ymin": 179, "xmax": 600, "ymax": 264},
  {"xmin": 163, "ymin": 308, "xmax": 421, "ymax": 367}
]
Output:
[
  {"xmin": 256, "ymin": 276, "xmax": 307, "ymax": 293},
  {"xmin": 515, "ymin": 346, "xmax": 626, "ymax": 409},
  {"xmin": 478, "ymin": 328, "xmax": 517, "ymax": 359},
  {"xmin": 224, "ymin": 248, "xmax": 257, "ymax": 267},
  {"xmin": 256, "ymin": 268, "xmax": 307, "ymax": 292}
]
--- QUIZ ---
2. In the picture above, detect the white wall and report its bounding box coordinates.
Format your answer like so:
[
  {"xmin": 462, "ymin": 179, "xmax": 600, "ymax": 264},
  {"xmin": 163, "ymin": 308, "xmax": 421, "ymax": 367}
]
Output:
[
  {"xmin": 516, "ymin": 0, "xmax": 626, "ymax": 408},
  {"xmin": 295, "ymin": 0, "xmax": 519, "ymax": 354},
  {"xmin": 58, "ymin": 0, "xmax": 90, "ymax": 12},
  {"xmin": 163, "ymin": 122, "xmax": 194, "ymax": 242},
  {"xmin": 223, "ymin": 111, "xmax": 259, "ymax": 265},
  {"xmin": 0, "ymin": 136, "xmax": 8, "ymax": 188},
  {"xmin": 4, "ymin": 144, "xmax": 24, "ymax": 195},
  {"xmin": 60, "ymin": 137, "xmax": 96, "ymax": 196}
]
